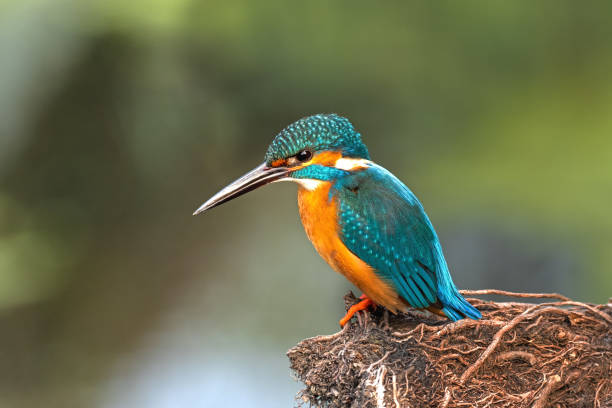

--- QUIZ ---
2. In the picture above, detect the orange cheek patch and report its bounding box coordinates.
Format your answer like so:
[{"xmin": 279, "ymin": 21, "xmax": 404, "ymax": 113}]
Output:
[
  {"xmin": 310, "ymin": 151, "xmax": 342, "ymax": 166},
  {"xmin": 271, "ymin": 159, "xmax": 288, "ymax": 167},
  {"xmin": 272, "ymin": 151, "xmax": 342, "ymax": 170}
]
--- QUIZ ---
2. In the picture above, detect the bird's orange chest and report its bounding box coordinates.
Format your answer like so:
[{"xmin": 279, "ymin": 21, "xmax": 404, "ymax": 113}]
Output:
[
  {"xmin": 297, "ymin": 183, "xmax": 339, "ymax": 268},
  {"xmin": 297, "ymin": 183, "xmax": 404, "ymax": 312}
]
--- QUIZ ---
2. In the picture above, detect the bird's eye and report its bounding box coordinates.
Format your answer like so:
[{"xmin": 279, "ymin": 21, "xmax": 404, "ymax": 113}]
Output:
[{"xmin": 296, "ymin": 149, "xmax": 312, "ymax": 162}]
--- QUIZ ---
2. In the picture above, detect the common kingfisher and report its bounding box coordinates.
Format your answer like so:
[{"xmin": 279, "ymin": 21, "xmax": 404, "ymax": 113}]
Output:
[{"xmin": 194, "ymin": 114, "xmax": 481, "ymax": 326}]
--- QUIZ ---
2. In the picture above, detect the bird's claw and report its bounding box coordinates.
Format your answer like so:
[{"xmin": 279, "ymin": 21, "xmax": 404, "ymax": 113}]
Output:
[{"xmin": 339, "ymin": 294, "xmax": 375, "ymax": 327}]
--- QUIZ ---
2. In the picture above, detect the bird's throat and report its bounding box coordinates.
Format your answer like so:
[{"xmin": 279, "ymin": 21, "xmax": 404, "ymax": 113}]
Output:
[{"xmin": 291, "ymin": 178, "xmax": 324, "ymax": 191}]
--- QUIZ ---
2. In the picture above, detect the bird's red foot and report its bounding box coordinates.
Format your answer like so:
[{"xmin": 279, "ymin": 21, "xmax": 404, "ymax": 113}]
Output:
[{"xmin": 339, "ymin": 294, "xmax": 375, "ymax": 327}]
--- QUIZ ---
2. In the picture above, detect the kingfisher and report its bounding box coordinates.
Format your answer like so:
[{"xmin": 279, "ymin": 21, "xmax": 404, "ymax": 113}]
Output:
[{"xmin": 194, "ymin": 114, "xmax": 481, "ymax": 326}]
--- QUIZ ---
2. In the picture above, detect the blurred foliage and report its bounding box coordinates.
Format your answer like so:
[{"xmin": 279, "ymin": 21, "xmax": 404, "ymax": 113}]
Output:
[{"xmin": 0, "ymin": 1, "xmax": 611, "ymax": 407}]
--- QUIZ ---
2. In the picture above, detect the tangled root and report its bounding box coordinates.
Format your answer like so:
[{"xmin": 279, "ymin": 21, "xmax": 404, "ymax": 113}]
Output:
[{"xmin": 288, "ymin": 290, "xmax": 612, "ymax": 407}]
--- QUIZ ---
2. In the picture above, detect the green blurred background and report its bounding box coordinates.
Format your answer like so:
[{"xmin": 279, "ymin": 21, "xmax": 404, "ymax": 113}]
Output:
[{"xmin": 1, "ymin": 1, "xmax": 611, "ymax": 406}]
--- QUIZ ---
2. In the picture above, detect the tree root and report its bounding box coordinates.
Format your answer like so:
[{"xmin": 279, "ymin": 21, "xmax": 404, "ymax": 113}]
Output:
[{"xmin": 288, "ymin": 290, "xmax": 612, "ymax": 407}]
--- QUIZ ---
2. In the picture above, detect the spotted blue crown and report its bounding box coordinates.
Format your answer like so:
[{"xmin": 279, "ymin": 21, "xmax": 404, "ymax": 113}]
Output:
[{"xmin": 264, "ymin": 114, "xmax": 370, "ymax": 164}]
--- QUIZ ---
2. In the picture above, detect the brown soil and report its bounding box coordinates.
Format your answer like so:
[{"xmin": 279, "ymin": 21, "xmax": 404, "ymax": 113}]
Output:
[{"xmin": 288, "ymin": 290, "xmax": 612, "ymax": 408}]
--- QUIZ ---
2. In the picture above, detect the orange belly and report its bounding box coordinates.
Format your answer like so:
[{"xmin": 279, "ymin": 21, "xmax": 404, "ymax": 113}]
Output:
[{"xmin": 297, "ymin": 183, "xmax": 405, "ymax": 312}]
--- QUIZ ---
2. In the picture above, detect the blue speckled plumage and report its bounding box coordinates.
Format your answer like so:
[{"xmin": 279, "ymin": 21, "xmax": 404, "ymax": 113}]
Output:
[
  {"xmin": 330, "ymin": 164, "xmax": 481, "ymax": 320},
  {"xmin": 265, "ymin": 114, "xmax": 370, "ymax": 164}
]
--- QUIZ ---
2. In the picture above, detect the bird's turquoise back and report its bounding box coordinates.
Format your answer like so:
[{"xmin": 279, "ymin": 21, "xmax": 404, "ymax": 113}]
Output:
[{"xmin": 331, "ymin": 164, "xmax": 481, "ymax": 321}]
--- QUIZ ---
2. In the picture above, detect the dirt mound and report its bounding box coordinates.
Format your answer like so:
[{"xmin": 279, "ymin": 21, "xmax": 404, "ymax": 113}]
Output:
[{"xmin": 288, "ymin": 290, "xmax": 612, "ymax": 407}]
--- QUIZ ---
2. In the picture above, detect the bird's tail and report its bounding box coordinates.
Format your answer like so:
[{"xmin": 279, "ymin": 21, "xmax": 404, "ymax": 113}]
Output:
[
  {"xmin": 440, "ymin": 292, "xmax": 482, "ymax": 321},
  {"xmin": 425, "ymin": 235, "xmax": 482, "ymax": 321},
  {"xmin": 426, "ymin": 295, "xmax": 481, "ymax": 321},
  {"xmin": 434, "ymin": 258, "xmax": 482, "ymax": 320}
]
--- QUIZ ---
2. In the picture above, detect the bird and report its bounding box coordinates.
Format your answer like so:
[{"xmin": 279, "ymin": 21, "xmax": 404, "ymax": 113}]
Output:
[{"xmin": 194, "ymin": 114, "xmax": 481, "ymax": 326}]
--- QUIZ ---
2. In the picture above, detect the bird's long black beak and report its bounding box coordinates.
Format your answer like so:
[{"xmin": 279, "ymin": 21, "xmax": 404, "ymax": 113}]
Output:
[{"xmin": 193, "ymin": 163, "xmax": 289, "ymax": 215}]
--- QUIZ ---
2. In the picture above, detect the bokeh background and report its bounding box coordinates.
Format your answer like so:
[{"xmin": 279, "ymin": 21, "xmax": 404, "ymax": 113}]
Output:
[{"xmin": 1, "ymin": 1, "xmax": 611, "ymax": 407}]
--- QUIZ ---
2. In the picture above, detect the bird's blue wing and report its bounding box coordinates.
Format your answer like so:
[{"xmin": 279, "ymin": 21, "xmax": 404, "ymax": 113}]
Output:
[{"xmin": 332, "ymin": 164, "xmax": 481, "ymax": 320}]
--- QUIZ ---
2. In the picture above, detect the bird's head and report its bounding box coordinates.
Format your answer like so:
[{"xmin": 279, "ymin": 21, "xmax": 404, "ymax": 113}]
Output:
[{"xmin": 194, "ymin": 114, "xmax": 371, "ymax": 215}]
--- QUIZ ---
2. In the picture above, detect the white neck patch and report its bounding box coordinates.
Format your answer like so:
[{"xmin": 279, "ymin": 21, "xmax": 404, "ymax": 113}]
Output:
[
  {"xmin": 334, "ymin": 157, "xmax": 372, "ymax": 171},
  {"xmin": 274, "ymin": 177, "xmax": 324, "ymax": 191}
]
